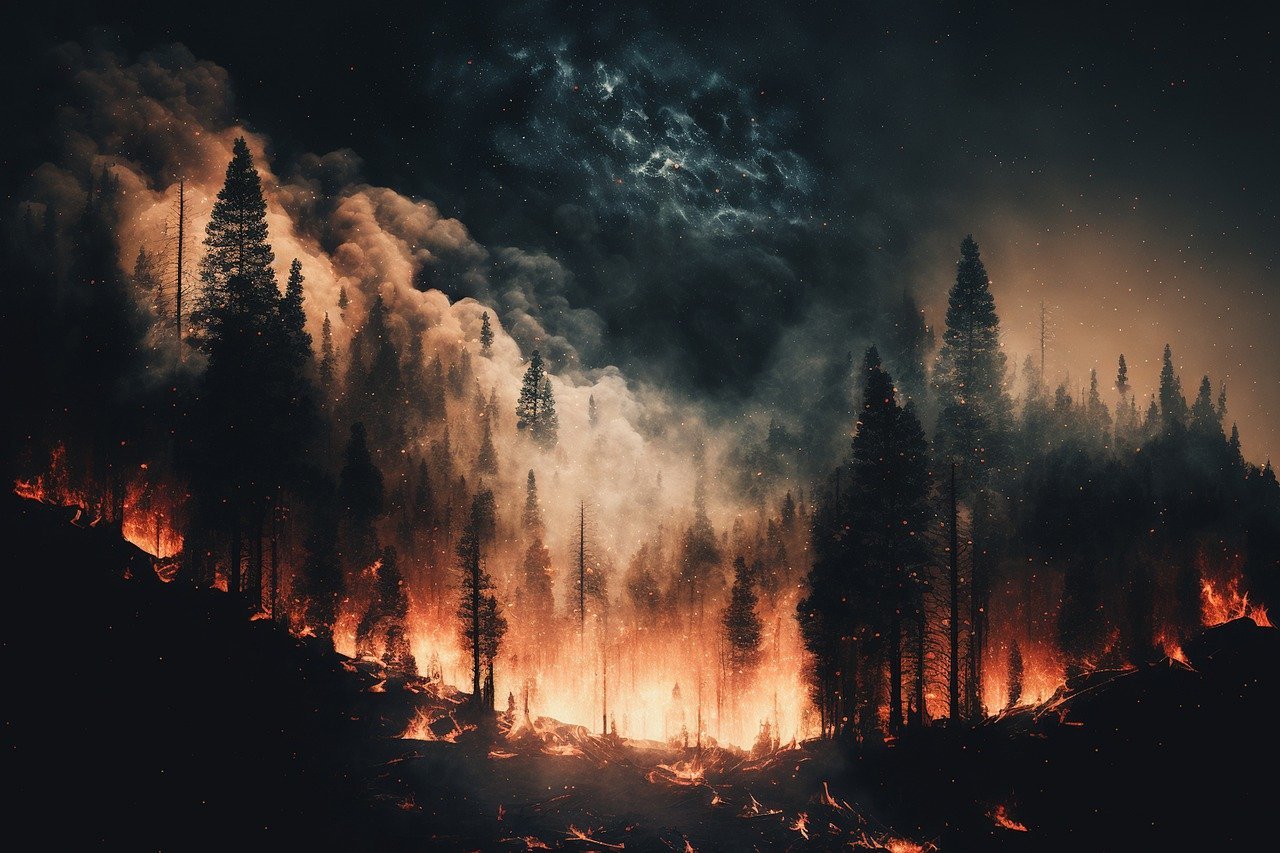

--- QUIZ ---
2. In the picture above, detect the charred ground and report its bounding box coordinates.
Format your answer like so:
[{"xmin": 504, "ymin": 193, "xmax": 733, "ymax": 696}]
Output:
[{"xmin": 6, "ymin": 493, "xmax": 1276, "ymax": 851}]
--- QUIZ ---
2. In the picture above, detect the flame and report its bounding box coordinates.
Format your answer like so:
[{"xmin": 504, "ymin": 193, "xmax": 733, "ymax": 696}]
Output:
[
  {"xmin": 991, "ymin": 803, "xmax": 1028, "ymax": 832},
  {"xmin": 400, "ymin": 708, "xmax": 474, "ymax": 743},
  {"xmin": 1202, "ymin": 576, "xmax": 1271, "ymax": 628},
  {"xmin": 15, "ymin": 443, "xmax": 185, "ymax": 560},
  {"xmin": 564, "ymin": 826, "xmax": 624, "ymax": 849}
]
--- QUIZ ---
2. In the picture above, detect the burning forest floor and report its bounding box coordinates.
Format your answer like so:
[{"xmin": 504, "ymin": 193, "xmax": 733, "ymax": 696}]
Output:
[{"xmin": 4, "ymin": 492, "xmax": 1277, "ymax": 851}]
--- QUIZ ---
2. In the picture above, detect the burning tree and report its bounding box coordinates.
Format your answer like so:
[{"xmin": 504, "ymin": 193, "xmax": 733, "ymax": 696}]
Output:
[
  {"xmin": 723, "ymin": 556, "xmax": 763, "ymax": 679},
  {"xmin": 458, "ymin": 496, "xmax": 506, "ymax": 707}
]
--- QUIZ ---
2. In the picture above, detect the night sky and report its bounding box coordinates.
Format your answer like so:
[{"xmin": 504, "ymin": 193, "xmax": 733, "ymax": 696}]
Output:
[{"xmin": 8, "ymin": 1, "xmax": 1280, "ymax": 457}]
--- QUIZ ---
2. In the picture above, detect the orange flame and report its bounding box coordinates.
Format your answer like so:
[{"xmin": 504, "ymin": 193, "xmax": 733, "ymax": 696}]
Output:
[
  {"xmin": 991, "ymin": 803, "xmax": 1028, "ymax": 832},
  {"xmin": 1202, "ymin": 576, "xmax": 1271, "ymax": 628}
]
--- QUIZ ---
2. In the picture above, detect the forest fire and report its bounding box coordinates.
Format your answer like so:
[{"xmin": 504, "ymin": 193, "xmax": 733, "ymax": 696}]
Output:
[
  {"xmin": 7, "ymin": 30, "xmax": 1280, "ymax": 849},
  {"xmin": 15, "ymin": 444, "xmax": 185, "ymax": 561},
  {"xmin": 1202, "ymin": 575, "xmax": 1272, "ymax": 628},
  {"xmin": 990, "ymin": 804, "xmax": 1028, "ymax": 832}
]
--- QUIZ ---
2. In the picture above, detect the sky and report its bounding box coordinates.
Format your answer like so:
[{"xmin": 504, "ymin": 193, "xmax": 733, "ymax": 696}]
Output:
[{"xmin": 6, "ymin": 0, "xmax": 1280, "ymax": 460}]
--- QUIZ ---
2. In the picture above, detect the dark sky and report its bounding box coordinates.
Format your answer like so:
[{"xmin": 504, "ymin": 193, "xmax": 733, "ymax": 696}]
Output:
[{"xmin": 8, "ymin": 1, "xmax": 1280, "ymax": 457}]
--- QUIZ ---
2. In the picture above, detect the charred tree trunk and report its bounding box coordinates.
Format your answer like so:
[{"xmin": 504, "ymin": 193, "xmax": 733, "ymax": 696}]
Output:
[
  {"xmin": 913, "ymin": 597, "xmax": 926, "ymax": 727},
  {"xmin": 888, "ymin": 607, "xmax": 903, "ymax": 735},
  {"xmin": 948, "ymin": 463, "xmax": 961, "ymax": 724},
  {"xmin": 968, "ymin": 539, "xmax": 986, "ymax": 719},
  {"xmin": 247, "ymin": 513, "xmax": 264, "ymax": 612},
  {"xmin": 229, "ymin": 523, "xmax": 242, "ymax": 598}
]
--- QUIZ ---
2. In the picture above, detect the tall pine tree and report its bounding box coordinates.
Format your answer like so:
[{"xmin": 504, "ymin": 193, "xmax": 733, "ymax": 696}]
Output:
[{"xmin": 934, "ymin": 235, "xmax": 1011, "ymax": 489}]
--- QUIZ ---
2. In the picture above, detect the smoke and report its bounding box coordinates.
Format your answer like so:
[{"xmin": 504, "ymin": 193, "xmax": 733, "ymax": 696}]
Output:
[{"xmin": 17, "ymin": 41, "xmax": 764, "ymax": 563}]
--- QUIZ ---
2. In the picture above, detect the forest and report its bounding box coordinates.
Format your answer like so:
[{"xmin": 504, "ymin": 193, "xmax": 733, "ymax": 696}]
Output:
[{"xmin": 9, "ymin": 134, "xmax": 1277, "ymax": 758}]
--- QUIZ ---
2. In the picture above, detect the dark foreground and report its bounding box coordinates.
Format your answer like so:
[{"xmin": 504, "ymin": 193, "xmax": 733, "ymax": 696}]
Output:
[{"xmin": 3, "ymin": 493, "xmax": 1276, "ymax": 851}]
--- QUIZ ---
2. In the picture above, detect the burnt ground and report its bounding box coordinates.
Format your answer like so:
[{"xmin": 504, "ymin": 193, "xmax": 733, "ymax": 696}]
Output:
[{"xmin": 3, "ymin": 492, "xmax": 1276, "ymax": 851}]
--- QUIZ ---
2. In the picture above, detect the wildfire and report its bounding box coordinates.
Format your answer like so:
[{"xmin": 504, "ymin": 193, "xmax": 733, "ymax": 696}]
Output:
[
  {"xmin": 15, "ymin": 444, "xmax": 185, "ymax": 560},
  {"xmin": 400, "ymin": 708, "xmax": 474, "ymax": 742},
  {"xmin": 1202, "ymin": 576, "xmax": 1271, "ymax": 628}
]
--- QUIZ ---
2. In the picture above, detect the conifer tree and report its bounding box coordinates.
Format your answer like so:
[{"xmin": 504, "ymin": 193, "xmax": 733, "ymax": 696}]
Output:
[
  {"xmin": 516, "ymin": 350, "xmax": 546, "ymax": 433},
  {"xmin": 515, "ymin": 350, "xmax": 559, "ymax": 449},
  {"xmin": 457, "ymin": 496, "xmax": 502, "ymax": 704},
  {"xmin": 884, "ymin": 289, "xmax": 933, "ymax": 404},
  {"xmin": 522, "ymin": 470, "xmax": 543, "ymax": 535},
  {"xmin": 476, "ymin": 417, "xmax": 498, "ymax": 474},
  {"xmin": 319, "ymin": 312, "xmax": 336, "ymax": 395},
  {"xmin": 340, "ymin": 423, "xmax": 384, "ymax": 571},
  {"xmin": 723, "ymin": 556, "xmax": 763, "ymax": 675},
  {"xmin": 933, "ymin": 235, "xmax": 1011, "ymax": 488},
  {"xmin": 280, "ymin": 259, "xmax": 311, "ymax": 369},
  {"xmin": 479, "ymin": 311, "xmax": 494, "ymax": 355},
  {"xmin": 849, "ymin": 346, "xmax": 932, "ymax": 732},
  {"xmin": 1158, "ymin": 344, "xmax": 1188, "ymax": 433},
  {"xmin": 1190, "ymin": 375, "xmax": 1222, "ymax": 438},
  {"xmin": 195, "ymin": 137, "xmax": 275, "ymax": 329},
  {"xmin": 536, "ymin": 377, "xmax": 559, "ymax": 449}
]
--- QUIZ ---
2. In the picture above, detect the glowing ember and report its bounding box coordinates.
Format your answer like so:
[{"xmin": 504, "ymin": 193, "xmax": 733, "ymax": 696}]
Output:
[
  {"xmin": 564, "ymin": 826, "xmax": 624, "ymax": 849},
  {"xmin": 991, "ymin": 803, "xmax": 1028, "ymax": 832},
  {"xmin": 400, "ymin": 708, "xmax": 474, "ymax": 743}
]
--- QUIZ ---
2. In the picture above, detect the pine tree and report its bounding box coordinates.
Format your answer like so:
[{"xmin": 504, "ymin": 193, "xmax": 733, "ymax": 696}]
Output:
[
  {"xmin": 849, "ymin": 346, "xmax": 933, "ymax": 733},
  {"xmin": 1116, "ymin": 354, "xmax": 1130, "ymax": 398},
  {"xmin": 522, "ymin": 470, "xmax": 544, "ymax": 535},
  {"xmin": 457, "ymin": 496, "xmax": 500, "ymax": 704},
  {"xmin": 340, "ymin": 423, "xmax": 384, "ymax": 571},
  {"xmin": 516, "ymin": 350, "xmax": 546, "ymax": 434},
  {"xmin": 280, "ymin": 259, "xmax": 311, "ymax": 368},
  {"xmin": 319, "ymin": 312, "xmax": 336, "ymax": 395},
  {"xmin": 337, "ymin": 285, "xmax": 349, "ymax": 314},
  {"xmin": 479, "ymin": 311, "xmax": 494, "ymax": 355},
  {"xmin": 476, "ymin": 417, "xmax": 498, "ymax": 474},
  {"xmin": 1085, "ymin": 368, "xmax": 1111, "ymax": 445},
  {"xmin": 934, "ymin": 235, "xmax": 1011, "ymax": 488},
  {"xmin": 299, "ymin": 481, "xmax": 343, "ymax": 640},
  {"xmin": 723, "ymin": 556, "xmax": 763, "ymax": 674},
  {"xmin": 588, "ymin": 394, "xmax": 599, "ymax": 428},
  {"xmin": 521, "ymin": 539, "xmax": 555, "ymax": 634},
  {"xmin": 1158, "ymin": 344, "xmax": 1188, "ymax": 433},
  {"xmin": 195, "ymin": 137, "xmax": 275, "ymax": 331},
  {"xmin": 133, "ymin": 245, "xmax": 165, "ymax": 326},
  {"xmin": 1190, "ymin": 375, "xmax": 1222, "ymax": 438},
  {"xmin": 883, "ymin": 289, "xmax": 933, "ymax": 404},
  {"xmin": 535, "ymin": 377, "xmax": 559, "ymax": 449}
]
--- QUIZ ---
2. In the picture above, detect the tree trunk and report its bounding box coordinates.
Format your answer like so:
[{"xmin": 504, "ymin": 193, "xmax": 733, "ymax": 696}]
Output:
[
  {"xmin": 888, "ymin": 607, "xmax": 903, "ymax": 735},
  {"xmin": 948, "ymin": 463, "xmax": 961, "ymax": 723},
  {"xmin": 229, "ymin": 523, "xmax": 242, "ymax": 598},
  {"xmin": 913, "ymin": 599, "xmax": 926, "ymax": 726},
  {"xmin": 247, "ymin": 514, "xmax": 264, "ymax": 612}
]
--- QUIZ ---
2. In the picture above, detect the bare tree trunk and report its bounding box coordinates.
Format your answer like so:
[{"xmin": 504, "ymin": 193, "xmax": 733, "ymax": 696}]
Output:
[
  {"xmin": 229, "ymin": 523, "xmax": 242, "ymax": 598},
  {"xmin": 914, "ymin": 600, "xmax": 926, "ymax": 726},
  {"xmin": 948, "ymin": 463, "xmax": 961, "ymax": 723},
  {"xmin": 889, "ymin": 607, "xmax": 903, "ymax": 735}
]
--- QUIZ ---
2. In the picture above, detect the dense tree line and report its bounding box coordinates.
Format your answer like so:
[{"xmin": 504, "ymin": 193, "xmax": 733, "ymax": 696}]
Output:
[{"xmin": 799, "ymin": 235, "xmax": 1280, "ymax": 742}]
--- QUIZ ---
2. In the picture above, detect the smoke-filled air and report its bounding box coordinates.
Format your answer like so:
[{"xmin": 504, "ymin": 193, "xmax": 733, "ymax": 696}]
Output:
[{"xmin": 5, "ymin": 8, "xmax": 1279, "ymax": 851}]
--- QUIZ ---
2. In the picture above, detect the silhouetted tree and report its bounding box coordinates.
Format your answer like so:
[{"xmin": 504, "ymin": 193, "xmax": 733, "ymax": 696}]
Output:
[
  {"xmin": 934, "ymin": 235, "xmax": 1011, "ymax": 488},
  {"xmin": 723, "ymin": 556, "xmax": 763, "ymax": 675}
]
